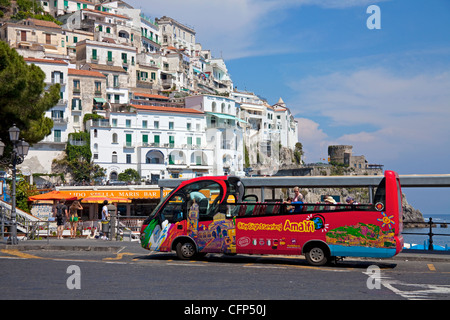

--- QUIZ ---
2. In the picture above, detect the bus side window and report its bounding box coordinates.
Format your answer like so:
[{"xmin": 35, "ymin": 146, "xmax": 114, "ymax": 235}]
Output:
[{"xmin": 160, "ymin": 194, "xmax": 185, "ymax": 223}]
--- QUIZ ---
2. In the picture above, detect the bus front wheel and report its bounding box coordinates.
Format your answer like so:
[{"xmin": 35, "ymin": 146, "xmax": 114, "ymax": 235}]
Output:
[
  {"xmin": 304, "ymin": 244, "xmax": 330, "ymax": 266},
  {"xmin": 176, "ymin": 241, "xmax": 196, "ymax": 260}
]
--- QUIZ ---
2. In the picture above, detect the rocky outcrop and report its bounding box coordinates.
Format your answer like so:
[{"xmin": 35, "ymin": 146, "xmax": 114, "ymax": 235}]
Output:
[{"xmin": 402, "ymin": 194, "xmax": 425, "ymax": 227}]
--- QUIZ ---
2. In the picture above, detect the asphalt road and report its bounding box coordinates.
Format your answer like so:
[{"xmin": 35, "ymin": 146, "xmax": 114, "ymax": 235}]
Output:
[{"xmin": 1, "ymin": 248, "xmax": 449, "ymax": 302}]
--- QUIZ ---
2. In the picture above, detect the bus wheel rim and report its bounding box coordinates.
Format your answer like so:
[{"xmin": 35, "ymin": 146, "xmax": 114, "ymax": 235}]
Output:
[
  {"xmin": 310, "ymin": 248, "xmax": 324, "ymax": 262},
  {"xmin": 181, "ymin": 243, "xmax": 195, "ymax": 257}
]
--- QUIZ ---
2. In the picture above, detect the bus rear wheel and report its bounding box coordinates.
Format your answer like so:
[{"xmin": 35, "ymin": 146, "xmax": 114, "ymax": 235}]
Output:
[
  {"xmin": 304, "ymin": 244, "xmax": 330, "ymax": 266},
  {"xmin": 176, "ymin": 241, "xmax": 196, "ymax": 260}
]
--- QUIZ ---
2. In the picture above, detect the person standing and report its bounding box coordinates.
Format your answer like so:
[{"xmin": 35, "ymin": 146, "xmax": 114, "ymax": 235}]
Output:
[
  {"xmin": 99, "ymin": 200, "xmax": 110, "ymax": 240},
  {"xmin": 54, "ymin": 199, "xmax": 68, "ymax": 240},
  {"xmin": 68, "ymin": 200, "xmax": 83, "ymax": 239}
]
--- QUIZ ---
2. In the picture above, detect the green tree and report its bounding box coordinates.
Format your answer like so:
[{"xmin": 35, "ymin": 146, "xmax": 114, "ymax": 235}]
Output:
[
  {"xmin": 118, "ymin": 169, "xmax": 140, "ymax": 183},
  {"xmin": 0, "ymin": 41, "xmax": 59, "ymax": 151}
]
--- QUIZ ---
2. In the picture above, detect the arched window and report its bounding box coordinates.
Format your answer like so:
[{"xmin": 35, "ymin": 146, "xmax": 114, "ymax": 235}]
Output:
[
  {"xmin": 112, "ymin": 133, "xmax": 118, "ymax": 143},
  {"xmin": 211, "ymin": 102, "xmax": 216, "ymax": 112},
  {"xmin": 146, "ymin": 150, "xmax": 164, "ymax": 164},
  {"xmin": 112, "ymin": 151, "xmax": 117, "ymax": 163}
]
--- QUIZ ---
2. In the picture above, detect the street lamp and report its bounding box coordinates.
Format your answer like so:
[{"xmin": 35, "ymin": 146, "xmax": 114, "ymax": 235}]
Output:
[{"xmin": 0, "ymin": 124, "xmax": 30, "ymax": 245}]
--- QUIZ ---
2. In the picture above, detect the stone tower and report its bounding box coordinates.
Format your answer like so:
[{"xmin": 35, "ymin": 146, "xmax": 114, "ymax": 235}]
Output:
[{"xmin": 328, "ymin": 145, "xmax": 353, "ymax": 166}]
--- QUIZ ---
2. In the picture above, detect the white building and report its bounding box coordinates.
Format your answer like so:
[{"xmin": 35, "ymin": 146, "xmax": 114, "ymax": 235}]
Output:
[
  {"xmin": 88, "ymin": 104, "xmax": 213, "ymax": 182},
  {"xmin": 21, "ymin": 57, "xmax": 70, "ymax": 175},
  {"xmin": 185, "ymin": 94, "xmax": 244, "ymax": 176}
]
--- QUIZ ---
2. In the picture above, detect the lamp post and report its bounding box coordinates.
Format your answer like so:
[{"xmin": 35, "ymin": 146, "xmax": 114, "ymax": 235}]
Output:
[{"xmin": 0, "ymin": 124, "xmax": 30, "ymax": 245}]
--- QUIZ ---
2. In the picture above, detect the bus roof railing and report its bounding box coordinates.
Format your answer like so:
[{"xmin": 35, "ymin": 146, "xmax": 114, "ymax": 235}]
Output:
[{"xmin": 157, "ymin": 174, "xmax": 450, "ymax": 189}]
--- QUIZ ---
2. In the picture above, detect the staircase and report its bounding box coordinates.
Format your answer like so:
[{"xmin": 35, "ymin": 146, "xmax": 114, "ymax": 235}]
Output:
[{"xmin": 0, "ymin": 200, "xmax": 41, "ymax": 235}]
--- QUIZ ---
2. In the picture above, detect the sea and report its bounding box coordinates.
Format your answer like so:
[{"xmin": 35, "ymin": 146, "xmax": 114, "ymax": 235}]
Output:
[{"xmin": 403, "ymin": 213, "xmax": 450, "ymax": 249}]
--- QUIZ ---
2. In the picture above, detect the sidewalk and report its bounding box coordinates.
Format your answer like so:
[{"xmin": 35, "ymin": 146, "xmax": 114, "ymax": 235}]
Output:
[
  {"xmin": 0, "ymin": 237, "xmax": 145, "ymax": 254},
  {"xmin": 1, "ymin": 238, "xmax": 450, "ymax": 262}
]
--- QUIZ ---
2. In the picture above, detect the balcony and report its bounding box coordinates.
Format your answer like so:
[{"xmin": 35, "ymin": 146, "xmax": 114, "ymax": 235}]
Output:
[
  {"xmin": 52, "ymin": 117, "xmax": 68, "ymax": 125},
  {"xmin": 90, "ymin": 119, "xmax": 110, "ymax": 128}
]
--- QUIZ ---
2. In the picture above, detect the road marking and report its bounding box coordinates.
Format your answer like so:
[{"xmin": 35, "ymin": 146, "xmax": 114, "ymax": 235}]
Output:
[
  {"xmin": 427, "ymin": 264, "xmax": 436, "ymax": 271},
  {"xmin": 166, "ymin": 262, "xmax": 206, "ymax": 267},
  {"xmin": 382, "ymin": 280, "xmax": 450, "ymax": 300},
  {"xmin": 103, "ymin": 252, "xmax": 136, "ymax": 261},
  {"xmin": 1, "ymin": 249, "xmax": 41, "ymax": 259},
  {"xmin": 244, "ymin": 265, "xmax": 287, "ymax": 269}
]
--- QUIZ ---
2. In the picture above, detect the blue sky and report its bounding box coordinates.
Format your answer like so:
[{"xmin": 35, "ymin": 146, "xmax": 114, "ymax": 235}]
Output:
[{"xmin": 128, "ymin": 0, "xmax": 450, "ymax": 215}]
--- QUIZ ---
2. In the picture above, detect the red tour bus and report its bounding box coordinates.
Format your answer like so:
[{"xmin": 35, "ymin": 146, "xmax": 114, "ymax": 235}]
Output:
[{"xmin": 140, "ymin": 170, "xmax": 403, "ymax": 265}]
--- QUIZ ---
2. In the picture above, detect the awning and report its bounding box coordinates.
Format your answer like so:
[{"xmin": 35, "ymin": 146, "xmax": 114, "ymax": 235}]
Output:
[
  {"xmin": 206, "ymin": 112, "xmax": 238, "ymax": 121},
  {"xmin": 28, "ymin": 191, "xmax": 78, "ymax": 201},
  {"xmin": 81, "ymin": 195, "xmax": 131, "ymax": 204},
  {"xmin": 94, "ymin": 98, "xmax": 106, "ymax": 103}
]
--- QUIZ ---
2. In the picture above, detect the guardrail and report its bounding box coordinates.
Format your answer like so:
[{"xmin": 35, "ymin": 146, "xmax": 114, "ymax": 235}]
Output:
[
  {"xmin": 0, "ymin": 212, "xmax": 145, "ymax": 243},
  {"xmin": 403, "ymin": 217, "xmax": 449, "ymax": 251}
]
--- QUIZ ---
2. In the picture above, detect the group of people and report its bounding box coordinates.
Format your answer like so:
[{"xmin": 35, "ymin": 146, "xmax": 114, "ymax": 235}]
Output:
[
  {"xmin": 54, "ymin": 199, "xmax": 83, "ymax": 239},
  {"xmin": 53, "ymin": 199, "xmax": 110, "ymax": 240},
  {"xmin": 283, "ymin": 187, "xmax": 358, "ymax": 213}
]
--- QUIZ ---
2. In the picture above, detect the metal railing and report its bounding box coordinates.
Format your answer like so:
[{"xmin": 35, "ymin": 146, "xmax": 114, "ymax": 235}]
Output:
[{"xmin": 403, "ymin": 217, "xmax": 449, "ymax": 251}]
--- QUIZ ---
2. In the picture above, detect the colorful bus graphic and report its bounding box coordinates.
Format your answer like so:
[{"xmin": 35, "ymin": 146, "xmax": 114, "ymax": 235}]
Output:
[{"xmin": 140, "ymin": 171, "xmax": 403, "ymax": 265}]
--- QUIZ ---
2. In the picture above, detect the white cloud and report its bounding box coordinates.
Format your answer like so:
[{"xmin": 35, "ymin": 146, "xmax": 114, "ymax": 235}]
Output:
[
  {"xmin": 290, "ymin": 68, "xmax": 450, "ymax": 166},
  {"xmin": 126, "ymin": 0, "xmax": 389, "ymax": 60},
  {"xmin": 296, "ymin": 118, "xmax": 330, "ymax": 163}
]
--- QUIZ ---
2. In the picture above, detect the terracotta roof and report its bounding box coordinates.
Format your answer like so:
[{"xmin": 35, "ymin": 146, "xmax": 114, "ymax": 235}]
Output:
[
  {"xmin": 85, "ymin": 63, "xmax": 127, "ymax": 73},
  {"xmin": 131, "ymin": 105, "xmax": 203, "ymax": 115},
  {"xmin": 68, "ymin": 68, "xmax": 106, "ymax": 78},
  {"xmin": 24, "ymin": 58, "xmax": 68, "ymax": 65},
  {"xmin": 82, "ymin": 8, "xmax": 130, "ymax": 20},
  {"xmin": 133, "ymin": 92, "xmax": 169, "ymax": 100},
  {"xmin": 28, "ymin": 18, "xmax": 62, "ymax": 29}
]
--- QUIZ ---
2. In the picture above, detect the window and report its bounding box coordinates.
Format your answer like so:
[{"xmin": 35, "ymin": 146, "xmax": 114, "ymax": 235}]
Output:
[
  {"xmin": 126, "ymin": 119, "xmax": 131, "ymax": 128},
  {"xmin": 54, "ymin": 130, "xmax": 61, "ymax": 142},
  {"xmin": 154, "ymin": 121, "xmax": 159, "ymax": 129},
  {"xmin": 73, "ymin": 80, "xmax": 80, "ymax": 93},
  {"xmin": 113, "ymin": 75, "xmax": 119, "ymax": 87},
  {"xmin": 187, "ymin": 123, "xmax": 192, "ymax": 131},
  {"xmin": 121, "ymin": 53, "xmax": 127, "ymax": 64},
  {"xmin": 187, "ymin": 136, "xmax": 192, "ymax": 146},
  {"xmin": 142, "ymin": 120, "xmax": 147, "ymax": 128},
  {"xmin": 112, "ymin": 133, "xmax": 118, "ymax": 143},
  {"xmin": 92, "ymin": 49, "xmax": 97, "ymax": 60},
  {"xmin": 126, "ymin": 134, "xmax": 132, "ymax": 147},
  {"xmin": 154, "ymin": 135, "xmax": 160, "ymax": 145},
  {"xmin": 142, "ymin": 134, "xmax": 148, "ymax": 145},
  {"xmin": 169, "ymin": 135, "xmax": 175, "ymax": 147},
  {"xmin": 112, "ymin": 119, "xmax": 117, "ymax": 127},
  {"xmin": 112, "ymin": 152, "xmax": 117, "ymax": 163},
  {"xmin": 95, "ymin": 81, "xmax": 101, "ymax": 94},
  {"xmin": 169, "ymin": 122, "xmax": 174, "ymax": 130},
  {"xmin": 126, "ymin": 154, "xmax": 131, "ymax": 164},
  {"xmin": 163, "ymin": 180, "xmax": 224, "ymax": 221},
  {"xmin": 71, "ymin": 98, "xmax": 81, "ymax": 110},
  {"xmin": 107, "ymin": 51, "xmax": 112, "ymax": 61}
]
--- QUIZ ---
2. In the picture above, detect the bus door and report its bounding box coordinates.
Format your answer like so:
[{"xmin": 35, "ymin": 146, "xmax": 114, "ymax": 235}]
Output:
[{"xmin": 170, "ymin": 179, "xmax": 240, "ymax": 255}]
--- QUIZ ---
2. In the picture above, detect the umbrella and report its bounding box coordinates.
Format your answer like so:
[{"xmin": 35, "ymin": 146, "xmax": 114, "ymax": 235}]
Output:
[
  {"xmin": 80, "ymin": 195, "xmax": 131, "ymax": 204},
  {"xmin": 28, "ymin": 190, "xmax": 77, "ymax": 201}
]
